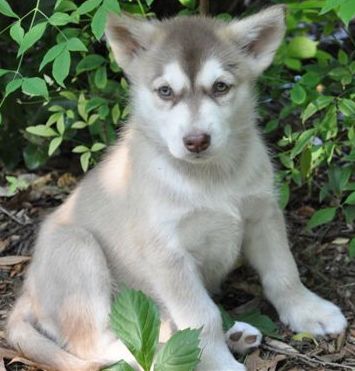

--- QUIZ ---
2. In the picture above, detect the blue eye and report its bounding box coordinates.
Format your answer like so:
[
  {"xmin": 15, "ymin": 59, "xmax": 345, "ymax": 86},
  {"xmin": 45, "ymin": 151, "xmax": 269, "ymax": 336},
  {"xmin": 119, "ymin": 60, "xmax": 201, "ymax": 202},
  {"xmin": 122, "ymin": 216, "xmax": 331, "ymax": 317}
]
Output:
[{"xmin": 158, "ymin": 85, "xmax": 174, "ymax": 99}]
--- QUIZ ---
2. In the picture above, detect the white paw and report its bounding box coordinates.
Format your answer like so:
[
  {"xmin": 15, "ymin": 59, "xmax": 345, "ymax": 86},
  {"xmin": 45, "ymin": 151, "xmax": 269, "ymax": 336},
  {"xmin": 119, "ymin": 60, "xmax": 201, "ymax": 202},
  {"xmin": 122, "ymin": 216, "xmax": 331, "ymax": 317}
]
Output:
[
  {"xmin": 225, "ymin": 322, "xmax": 262, "ymax": 354},
  {"xmin": 279, "ymin": 290, "xmax": 347, "ymax": 335}
]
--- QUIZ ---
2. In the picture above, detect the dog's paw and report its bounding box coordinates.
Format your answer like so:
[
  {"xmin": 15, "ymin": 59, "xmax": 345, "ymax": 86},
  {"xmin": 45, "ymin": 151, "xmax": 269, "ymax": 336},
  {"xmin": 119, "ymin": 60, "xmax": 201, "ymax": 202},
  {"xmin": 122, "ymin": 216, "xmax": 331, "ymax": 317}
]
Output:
[
  {"xmin": 225, "ymin": 322, "xmax": 262, "ymax": 354},
  {"xmin": 279, "ymin": 290, "xmax": 347, "ymax": 335}
]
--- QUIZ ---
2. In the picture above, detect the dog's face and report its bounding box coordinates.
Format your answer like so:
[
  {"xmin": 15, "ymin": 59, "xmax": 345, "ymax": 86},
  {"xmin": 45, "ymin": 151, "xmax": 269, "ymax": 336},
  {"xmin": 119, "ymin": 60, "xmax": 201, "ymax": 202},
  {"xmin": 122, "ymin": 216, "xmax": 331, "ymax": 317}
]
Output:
[{"xmin": 106, "ymin": 7, "xmax": 285, "ymax": 163}]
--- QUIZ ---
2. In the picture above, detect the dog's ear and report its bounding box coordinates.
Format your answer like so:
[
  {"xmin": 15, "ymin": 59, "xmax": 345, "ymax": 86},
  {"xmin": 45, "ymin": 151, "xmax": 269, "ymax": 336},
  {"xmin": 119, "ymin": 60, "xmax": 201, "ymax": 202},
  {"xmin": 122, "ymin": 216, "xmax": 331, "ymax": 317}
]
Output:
[
  {"xmin": 105, "ymin": 14, "xmax": 157, "ymax": 72},
  {"xmin": 223, "ymin": 5, "xmax": 286, "ymax": 75}
]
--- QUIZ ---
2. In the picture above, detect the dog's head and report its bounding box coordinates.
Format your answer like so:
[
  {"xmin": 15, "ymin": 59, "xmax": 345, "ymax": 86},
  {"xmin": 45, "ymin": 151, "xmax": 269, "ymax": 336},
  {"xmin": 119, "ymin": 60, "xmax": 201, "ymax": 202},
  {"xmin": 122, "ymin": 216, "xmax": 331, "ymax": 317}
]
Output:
[{"xmin": 106, "ymin": 6, "xmax": 285, "ymax": 163}]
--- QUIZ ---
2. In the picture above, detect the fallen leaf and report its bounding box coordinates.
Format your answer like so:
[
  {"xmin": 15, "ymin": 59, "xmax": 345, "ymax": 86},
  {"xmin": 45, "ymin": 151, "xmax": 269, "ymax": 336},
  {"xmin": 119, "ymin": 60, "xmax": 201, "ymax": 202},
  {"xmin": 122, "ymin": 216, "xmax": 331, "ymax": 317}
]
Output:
[
  {"xmin": 0, "ymin": 239, "xmax": 10, "ymax": 254},
  {"xmin": 265, "ymin": 338, "xmax": 299, "ymax": 354},
  {"xmin": 0, "ymin": 256, "xmax": 31, "ymax": 266}
]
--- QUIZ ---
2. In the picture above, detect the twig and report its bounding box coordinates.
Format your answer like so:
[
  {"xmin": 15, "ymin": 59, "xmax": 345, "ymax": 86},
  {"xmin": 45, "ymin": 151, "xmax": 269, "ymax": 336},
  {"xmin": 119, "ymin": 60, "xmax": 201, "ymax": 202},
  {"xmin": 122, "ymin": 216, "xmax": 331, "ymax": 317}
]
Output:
[
  {"xmin": 199, "ymin": 0, "xmax": 209, "ymax": 15},
  {"xmin": 0, "ymin": 205, "xmax": 29, "ymax": 225},
  {"xmin": 262, "ymin": 344, "xmax": 354, "ymax": 370}
]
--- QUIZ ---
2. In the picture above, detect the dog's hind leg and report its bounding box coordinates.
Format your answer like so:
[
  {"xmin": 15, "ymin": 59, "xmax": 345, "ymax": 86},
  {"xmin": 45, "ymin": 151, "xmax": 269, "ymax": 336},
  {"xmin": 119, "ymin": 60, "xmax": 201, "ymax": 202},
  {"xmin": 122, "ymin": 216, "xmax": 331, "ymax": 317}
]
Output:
[{"xmin": 7, "ymin": 223, "xmax": 137, "ymax": 371}]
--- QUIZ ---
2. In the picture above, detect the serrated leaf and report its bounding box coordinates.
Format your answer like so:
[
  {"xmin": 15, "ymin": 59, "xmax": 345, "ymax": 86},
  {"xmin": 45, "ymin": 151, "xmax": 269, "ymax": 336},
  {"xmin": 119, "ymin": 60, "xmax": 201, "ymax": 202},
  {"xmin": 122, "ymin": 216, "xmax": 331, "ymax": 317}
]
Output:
[
  {"xmin": 94, "ymin": 65, "xmax": 107, "ymax": 89},
  {"xmin": 18, "ymin": 22, "xmax": 47, "ymax": 56},
  {"xmin": 5, "ymin": 79, "xmax": 22, "ymax": 97},
  {"xmin": 344, "ymin": 192, "xmax": 355, "ymax": 205},
  {"xmin": 49, "ymin": 12, "xmax": 72, "ymax": 26},
  {"xmin": 80, "ymin": 151, "xmax": 91, "ymax": 171},
  {"xmin": 53, "ymin": 49, "xmax": 71, "ymax": 86},
  {"xmin": 104, "ymin": 360, "xmax": 135, "ymax": 371},
  {"xmin": 290, "ymin": 84, "xmax": 307, "ymax": 105},
  {"xmin": 40, "ymin": 42, "xmax": 67, "ymax": 71},
  {"xmin": 10, "ymin": 21, "xmax": 24, "ymax": 45},
  {"xmin": 48, "ymin": 136, "xmax": 63, "ymax": 156},
  {"xmin": 26, "ymin": 125, "xmax": 57, "ymax": 137},
  {"xmin": 91, "ymin": 6, "xmax": 107, "ymax": 40},
  {"xmin": 22, "ymin": 77, "xmax": 48, "ymax": 99},
  {"xmin": 154, "ymin": 328, "xmax": 201, "ymax": 371},
  {"xmin": 307, "ymin": 207, "xmax": 337, "ymax": 230},
  {"xmin": 75, "ymin": 0, "xmax": 102, "ymax": 15},
  {"xmin": 288, "ymin": 36, "xmax": 317, "ymax": 59},
  {"xmin": 67, "ymin": 37, "xmax": 87, "ymax": 51},
  {"xmin": 76, "ymin": 54, "xmax": 106, "ymax": 74},
  {"xmin": 0, "ymin": 0, "xmax": 18, "ymax": 18},
  {"xmin": 111, "ymin": 289, "xmax": 160, "ymax": 371}
]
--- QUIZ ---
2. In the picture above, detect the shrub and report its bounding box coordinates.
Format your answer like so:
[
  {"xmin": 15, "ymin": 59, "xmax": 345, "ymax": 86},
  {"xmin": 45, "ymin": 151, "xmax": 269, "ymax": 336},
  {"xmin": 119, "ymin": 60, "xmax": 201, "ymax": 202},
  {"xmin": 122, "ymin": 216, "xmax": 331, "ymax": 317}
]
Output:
[{"xmin": 0, "ymin": 0, "xmax": 354, "ymax": 250}]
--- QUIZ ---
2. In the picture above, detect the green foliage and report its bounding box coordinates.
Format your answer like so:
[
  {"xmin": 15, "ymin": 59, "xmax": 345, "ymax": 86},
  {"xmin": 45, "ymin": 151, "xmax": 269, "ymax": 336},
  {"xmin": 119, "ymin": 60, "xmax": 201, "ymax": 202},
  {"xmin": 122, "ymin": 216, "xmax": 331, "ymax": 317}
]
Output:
[
  {"xmin": 0, "ymin": 0, "xmax": 354, "ymax": 239},
  {"xmin": 108, "ymin": 289, "xmax": 201, "ymax": 371}
]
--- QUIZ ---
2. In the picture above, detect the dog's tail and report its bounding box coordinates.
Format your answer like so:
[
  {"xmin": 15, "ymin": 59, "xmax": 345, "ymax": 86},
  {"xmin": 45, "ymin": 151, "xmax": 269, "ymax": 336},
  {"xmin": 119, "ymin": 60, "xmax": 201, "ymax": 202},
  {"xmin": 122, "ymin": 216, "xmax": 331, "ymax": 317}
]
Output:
[{"xmin": 6, "ymin": 296, "xmax": 99, "ymax": 371}]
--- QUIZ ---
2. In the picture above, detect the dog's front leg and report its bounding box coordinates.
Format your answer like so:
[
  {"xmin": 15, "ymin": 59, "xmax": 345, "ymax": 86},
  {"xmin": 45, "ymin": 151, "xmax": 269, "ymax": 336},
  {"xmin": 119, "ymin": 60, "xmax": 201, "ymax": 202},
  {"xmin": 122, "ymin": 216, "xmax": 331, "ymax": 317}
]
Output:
[
  {"xmin": 243, "ymin": 199, "xmax": 347, "ymax": 335},
  {"xmin": 147, "ymin": 247, "xmax": 245, "ymax": 371}
]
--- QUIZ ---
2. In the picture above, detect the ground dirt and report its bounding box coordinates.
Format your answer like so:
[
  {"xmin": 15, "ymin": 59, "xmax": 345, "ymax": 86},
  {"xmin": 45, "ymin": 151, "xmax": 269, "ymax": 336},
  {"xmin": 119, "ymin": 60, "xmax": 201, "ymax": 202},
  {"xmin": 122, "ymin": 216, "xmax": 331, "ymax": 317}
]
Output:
[{"xmin": 0, "ymin": 169, "xmax": 354, "ymax": 371}]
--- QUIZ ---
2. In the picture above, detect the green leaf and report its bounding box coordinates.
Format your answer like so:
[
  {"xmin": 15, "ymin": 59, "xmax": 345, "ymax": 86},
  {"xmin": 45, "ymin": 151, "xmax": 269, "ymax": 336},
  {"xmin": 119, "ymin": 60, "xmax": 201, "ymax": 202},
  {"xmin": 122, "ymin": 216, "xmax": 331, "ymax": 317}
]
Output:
[
  {"xmin": 53, "ymin": 49, "xmax": 71, "ymax": 86},
  {"xmin": 0, "ymin": 0, "xmax": 18, "ymax": 18},
  {"xmin": 73, "ymin": 145, "xmax": 89, "ymax": 153},
  {"xmin": 76, "ymin": 54, "xmax": 105, "ymax": 74},
  {"xmin": 338, "ymin": 50, "xmax": 348, "ymax": 65},
  {"xmin": 219, "ymin": 306, "xmax": 235, "ymax": 332},
  {"xmin": 338, "ymin": 99, "xmax": 355, "ymax": 117},
  {"xmin": 91, "ymin": 6, "xmax": 107, "ymax": 40},
  {"xmin": 290, "ymin": 84, "xmax": 307, "ymax": 105},
  {"xmin": 292, "ymin": 332, "xmax": 318, "ymax": 345},
  {"xmin": 94, "ymin": 65, "xmax": 107, "ymax": 89},
  {"xmin": 349, "ymin": 238, "xmax": 355, "ymax": 258},
  {"xmin": 0, "ymin": 68, "xmax": 10, "ymax": 77},
  {"xmin": 26, "ymin": 125, "xmax": 57, "ymax": 137},
  {"xmin": 102, "ymin": 0, "xmax": 121, "ymax": 13},
  {"xmin": 39, "ymin": 42, "xmax": 67, "ymax": 71},
  {"xmin": 18, "ymin": 22, "xmax": 47, "ymax": 56},
  {"xmin": 291, "ymin": 129, "xmax": 314, "ymax": 159},
  {"xmin": 80, "ymin": 151, "xmax": 91, "ymax": 171},
  {"xmin": 320, "ymin": 0, "xmax": 344, "ymax": 14},
  {"xmin": 67, "ymin": 37, "xmax": 87, "ymax": 51},
  {"xmin": 10, "ymin": 21, "xmax": 24, "ymax": 45},
  {"xmin": 5, "ymin": 79, "xmax": 22, "ymax": 97},
  {"xmin": 23, "ymin": 144, "xmax": 48, "ymax": 170},
  {"xmin": 49, "ymin": 12, "xmax": 72, "ymax": 26},
  {"xmin": 91, "ymin": 142, "xmax": 106, "ymax": 152},
  {"xmin": 284, "ymin": 57, "xmax": 302, "ymax": 71},
  {"xmin": 307, "ymin": 207, "xmax": 337, "ymax": 230},
  {"xmin": 344, "ymin": 192, "xmax": 355, "ymax": 205},
  {"xmin": 75, "ymin": 0, "xmax": 102, "ymax": 15},
  {"xmin": 48, "ymin": 136, "xmax": 63, "ymax": 156},
  {"xmin": 145, "ymin": 0, "xmax": 155, "ymax": 5},
  {"xmin": 302, "ymin": 96, "xmax": 333, "ymax": 122},
  {"xmin": 56, "ymin": 115, "xmax": 65, "ymax": 135},
  {"xmin": 72, "ymin": 121, "xmax": 87, "ymax": 129},
  {"xmin": 300, "ymin": 147, "xmax": 312, "ymax": 179},
  {"xmin": 235, "ymin": 309, "xmax": 280, "ymax": 338},
  {"xmin": 178, "ymin": 0, "xmax": 196, "ymax": 9},
  {"xmin": 279, "ymin": 182, "xmax": 290, "ymax": 209},
  {"xmin": 288, "ymin": 36, "xmax": 318, "ymax": 59},
  {"xmin": 22, "ymin": 77, "xmax": 49, "ymax": 99},
  {"xmin": 154, "ymin": 328, "xmax": 201, "ymax": 371},
  {"xmin": 103, "ymin": 360, "xmax": 135, "ymax": 371},
  {"xmin": 338, "ymin": 0, "xmax": 355, "ymax": 26},
  {"xmin": 111, "ymin": 289, "xmax": 160, "ymax": 371},
  {"xmin": 112, "ymin": 103, "xmax": 121, "ymax": 124}
]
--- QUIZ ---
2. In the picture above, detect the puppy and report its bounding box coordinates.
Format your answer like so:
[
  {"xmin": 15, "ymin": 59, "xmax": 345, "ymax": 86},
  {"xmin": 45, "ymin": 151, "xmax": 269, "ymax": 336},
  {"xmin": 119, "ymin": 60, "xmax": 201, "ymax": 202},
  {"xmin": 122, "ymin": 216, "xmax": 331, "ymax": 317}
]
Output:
[{"xmin": 6, "ymin": 6, "xmax": 347, "ymax": 371}]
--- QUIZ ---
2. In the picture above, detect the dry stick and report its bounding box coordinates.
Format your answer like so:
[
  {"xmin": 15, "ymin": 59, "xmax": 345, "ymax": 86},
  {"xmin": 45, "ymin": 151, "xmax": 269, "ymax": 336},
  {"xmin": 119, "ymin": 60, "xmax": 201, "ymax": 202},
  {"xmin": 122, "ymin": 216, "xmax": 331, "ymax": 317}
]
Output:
[
  {"xmin": 0, "ymin": 205, "xmax": 28, "ymax": 225},
  {"xmin": 199, "ymin": 0, "xmax": 209, "ymax": 15},
  {"xmin": 262, "ymin": 344, "xmax": 354, "ymax": 370}
]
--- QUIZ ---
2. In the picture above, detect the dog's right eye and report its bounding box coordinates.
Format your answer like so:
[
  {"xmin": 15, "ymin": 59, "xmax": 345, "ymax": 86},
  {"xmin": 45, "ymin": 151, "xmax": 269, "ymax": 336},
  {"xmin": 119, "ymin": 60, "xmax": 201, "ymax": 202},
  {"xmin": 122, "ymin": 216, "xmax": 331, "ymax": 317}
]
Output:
[{"xmin": 157, "ymin": 85, "xmax": 174, "ymax": 100}]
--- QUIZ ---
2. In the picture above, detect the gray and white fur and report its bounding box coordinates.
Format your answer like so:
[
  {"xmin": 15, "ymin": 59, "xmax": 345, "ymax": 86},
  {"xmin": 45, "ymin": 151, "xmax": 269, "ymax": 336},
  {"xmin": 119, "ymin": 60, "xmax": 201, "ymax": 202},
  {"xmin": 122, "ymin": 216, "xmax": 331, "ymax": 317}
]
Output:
[{"xmin": 6, "ymin": 6, "xmax": 347, "ymax": 371}]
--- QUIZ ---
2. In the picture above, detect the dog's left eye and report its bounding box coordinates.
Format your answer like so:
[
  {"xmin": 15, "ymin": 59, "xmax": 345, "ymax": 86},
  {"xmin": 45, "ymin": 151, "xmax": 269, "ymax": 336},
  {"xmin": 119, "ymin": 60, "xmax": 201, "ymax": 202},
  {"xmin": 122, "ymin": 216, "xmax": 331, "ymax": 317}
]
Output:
[
  {"xmin": 212, "ymin": 81, "xmax": 230, "ymax": 96},
  {"xmin": 157, "ymin": 85, "xmax": 174, "ymax": 100}
]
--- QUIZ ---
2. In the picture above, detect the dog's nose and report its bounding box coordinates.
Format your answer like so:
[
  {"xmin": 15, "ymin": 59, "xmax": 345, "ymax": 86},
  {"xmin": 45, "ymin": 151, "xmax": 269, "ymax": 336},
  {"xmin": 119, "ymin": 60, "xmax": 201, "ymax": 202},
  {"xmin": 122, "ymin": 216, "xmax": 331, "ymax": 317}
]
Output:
[{"xmin": 183, "ymin": 133, "xmax": 211, "ymax": 153}]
